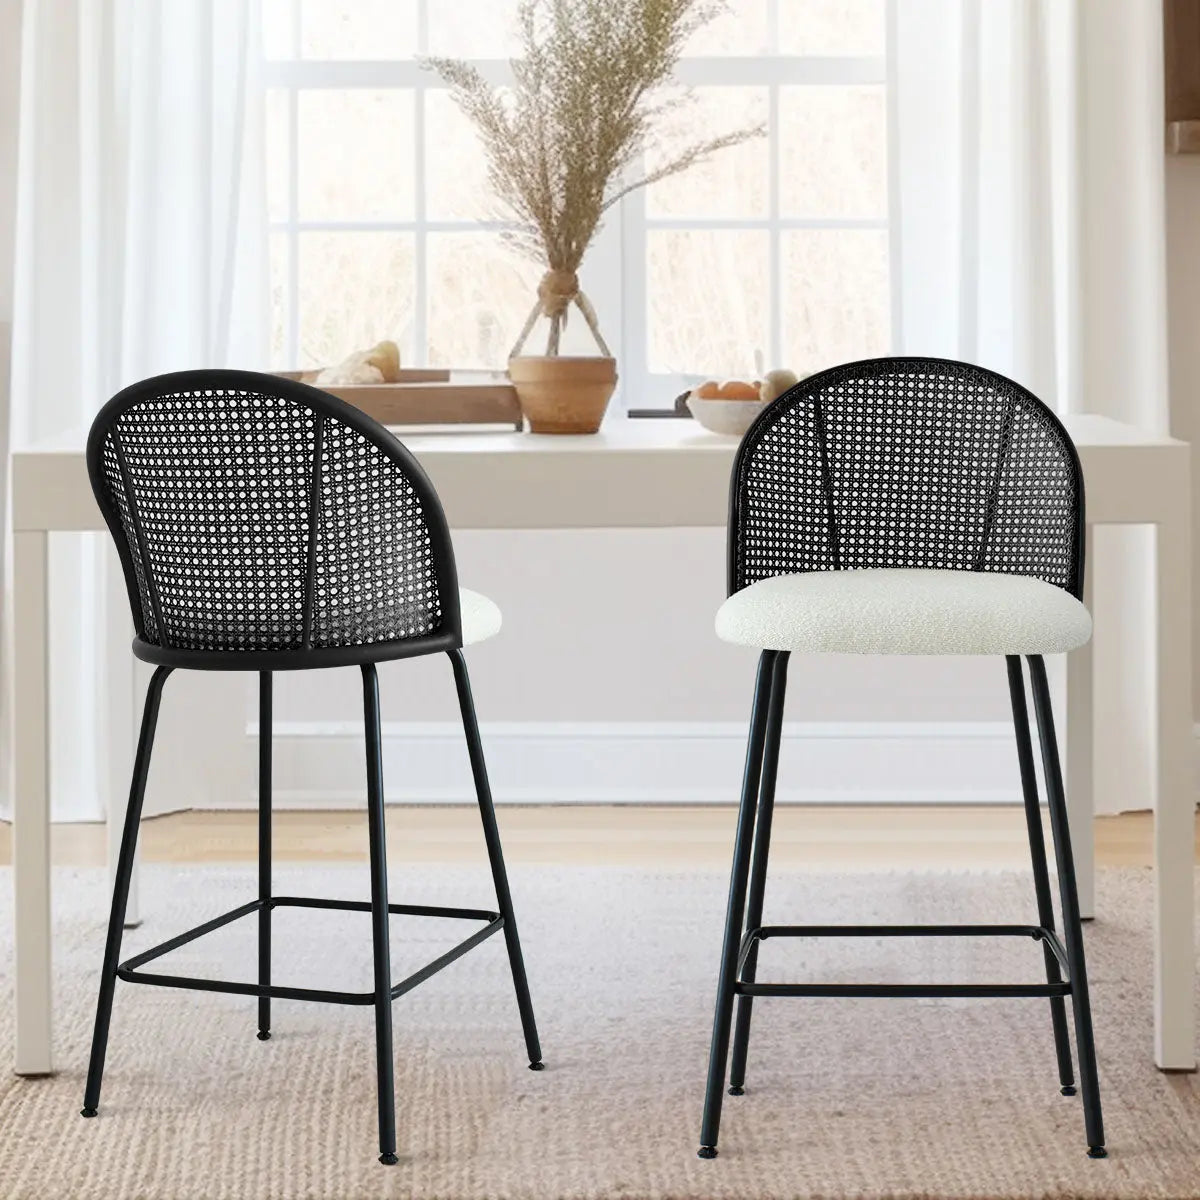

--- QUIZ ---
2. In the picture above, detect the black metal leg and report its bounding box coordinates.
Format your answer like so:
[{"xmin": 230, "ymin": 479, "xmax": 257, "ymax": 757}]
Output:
[
  {"xmin": 728, "ymin": 651, "xmax": 789, "ymax": 1095},
  {"xmin": 449, "ymin": 649, "xmax": 543, "ymax": 1069},
  {"xmin": 257, "ymin": 671, "xmax": 273, "ymax": 1041},
  {"xmin": 362, "ymin": 664, "xmax": 398, "ymax": 1166},
  {"xmin": 81, "ymin": 666, "xmax": 172, "ymax": 1118},
  {"xmin": 1028, "ymin": 655, "xmax": 1106, "ymax": 1158},
  {"xmin": 699, "ymin": 651, "xmax": 776, "ymax": 1159},
  {"xmin": 1005, "ymin": 656, "xmax": 1074, "ymax": 1093}
]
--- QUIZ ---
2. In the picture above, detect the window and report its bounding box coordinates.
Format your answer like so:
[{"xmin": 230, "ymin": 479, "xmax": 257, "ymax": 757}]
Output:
[{"xmin": 263, "ymin": 0, "xmax": 893, "ymax": 410}]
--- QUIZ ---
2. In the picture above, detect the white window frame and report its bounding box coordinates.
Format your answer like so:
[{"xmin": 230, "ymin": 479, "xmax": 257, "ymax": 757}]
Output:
[{"xmin": 263, "ymin": 0, "xmax": 894, "ymax": 415}]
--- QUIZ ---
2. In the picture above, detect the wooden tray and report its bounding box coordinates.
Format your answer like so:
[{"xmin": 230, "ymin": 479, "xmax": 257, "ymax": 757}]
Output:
[{"xmin": 276, "ymin": 369, "xmax": 523, "ymax": 430}]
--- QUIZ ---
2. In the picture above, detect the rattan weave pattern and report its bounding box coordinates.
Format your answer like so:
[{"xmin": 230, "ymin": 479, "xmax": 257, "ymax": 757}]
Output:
[
  {"xmin": 91, "ymin": 379, "xmax": 446, "ymax": 656},
  {"xmin": 311, "ymin": 417, "xmax": 441, "ymax": 647},
  {"xmin": 730, "ymin": 358, "xmax": 1084, "ymax": 598}
]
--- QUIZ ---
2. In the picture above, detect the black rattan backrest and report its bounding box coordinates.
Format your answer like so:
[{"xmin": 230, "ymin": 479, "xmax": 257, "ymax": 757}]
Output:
[
  {"xmin": 729, "ymin": 358, "xmax": 1084, "ymax": 598},
  {"xmin": 88, "ymin": 369, "xmax": 461, "ymax": 658}
]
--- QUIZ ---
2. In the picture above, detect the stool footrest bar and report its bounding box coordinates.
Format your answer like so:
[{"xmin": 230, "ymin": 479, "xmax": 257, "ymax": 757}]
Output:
[
  {"xmin": 736, "ymin": 980, "xmax": 1072, "ymax": 998},
  {"xmin": 735, "ymin": 921, "xmax": 1072, "ymax": 999},
  {"xmin": 115, "ymin": 895, "xmax": 504, "ymax": 1007},
  {"xmin": 756, "ymin": 921, "xmax": 1053, "ymax": 939}
]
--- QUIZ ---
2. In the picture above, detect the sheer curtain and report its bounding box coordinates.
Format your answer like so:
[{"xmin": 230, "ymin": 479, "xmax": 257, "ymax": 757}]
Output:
[
  {"xmin": 3, "ymin": 0, "xmax": 268, "ymax": 821},
  {"xmin": 892, "ymin": 0, "xmax": 1169, "ymax": 428},
  {"xmin": 891, "ymin": 0, "xmax": 1170, "ymax": 814},
  {"xmin": 0, "ymin": 5, "xmax": 23, "ymax": 825}
]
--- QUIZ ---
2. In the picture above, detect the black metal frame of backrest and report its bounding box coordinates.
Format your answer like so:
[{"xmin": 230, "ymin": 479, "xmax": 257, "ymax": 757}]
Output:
[
  {"xmin": 88, "ymin": 369, "xmax": 462, "ymax": 669},
  {"xmin": 728, "ymin": 357, "xmax": 1086, "ymax": 600}
]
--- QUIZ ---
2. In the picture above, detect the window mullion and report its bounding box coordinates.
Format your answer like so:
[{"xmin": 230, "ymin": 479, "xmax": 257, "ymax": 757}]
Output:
[
  {"xmin": 768, "ymin": 82, "xmax": 783, "ymax": 374},
  {"xmin": 287, "ymin": 81, "xmax": 300, "ymax": 368},
  {"xmin": 885, "ymin": 0, "xmax": 902, "ymax": 353},
  {"xmin": 414, "ymin": 0, "xmax": 430, "ymax": 367},
  {"xmin": 622, "ymin": 159, "xmax": 650, "ymax": 412},
  {"xmin": 768, "ymin": 0, "xmax": 782, "ymax": 372},
  {"xmin": 642, "ymin": 217, "xmax": 887, "ymax": 231},
  {"xmin": 274, "ymin": 219, "xmax": 517, "ymax": 233},
  {"xmin": 414, "ymin": 86, "xmax": 429, "ymax": 367}
]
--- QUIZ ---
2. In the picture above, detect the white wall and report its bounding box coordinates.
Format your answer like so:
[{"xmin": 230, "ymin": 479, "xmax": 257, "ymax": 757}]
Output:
[{"xmin": 276, "ymin": 528, "xmax": 1007, "ymax": 727}]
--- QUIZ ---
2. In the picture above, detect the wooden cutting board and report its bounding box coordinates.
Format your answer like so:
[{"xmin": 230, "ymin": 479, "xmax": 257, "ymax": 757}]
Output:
[{"xmin": 275, "ymin": 369, "xmax": 524, "ymax": 430}]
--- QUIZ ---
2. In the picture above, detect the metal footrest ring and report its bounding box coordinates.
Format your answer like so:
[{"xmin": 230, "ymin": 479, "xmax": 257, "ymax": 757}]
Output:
[
  {"xmin": 735, "ymin": 921, "xmax": 1072, "ymax": 999},
  {"xmin": 115, "ymin": 895, "xmax": 503, "ymax": 1006}
]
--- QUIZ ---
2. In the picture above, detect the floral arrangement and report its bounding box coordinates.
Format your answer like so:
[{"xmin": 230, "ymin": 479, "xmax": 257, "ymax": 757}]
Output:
[{"xmin": 425, "ymin": 0, "xmax": 764, "ymax": 358}]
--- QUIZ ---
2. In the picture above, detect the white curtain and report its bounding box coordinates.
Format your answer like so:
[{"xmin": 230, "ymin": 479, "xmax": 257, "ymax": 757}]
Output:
[
  {"xmin": 0, "ymin": 2, "xmax": 19, "ymax": 410},
  {"xmin": 11, "ymin": 0, "xmax": 268, "ymax": 445},
  {"xmin": 892, "ymin": 0, "xmax": 1170, "ymax": 429},
  {"xmin": 3, "ymin": 0, "xmax": 268, "ymax": 821},
  {"xmin": 0, "ymin": 5, "xmax": 25, "ymax": 826}
]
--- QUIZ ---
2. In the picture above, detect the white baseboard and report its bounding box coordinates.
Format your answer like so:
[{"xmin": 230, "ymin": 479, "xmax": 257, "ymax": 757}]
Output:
[
  {"xmin": 34, "ymin": 719, "xmax": 1200, "ymax": 822},
  {"xmin": 238, "ymin": 720, "xmax": 1023, "ymax": 809}
]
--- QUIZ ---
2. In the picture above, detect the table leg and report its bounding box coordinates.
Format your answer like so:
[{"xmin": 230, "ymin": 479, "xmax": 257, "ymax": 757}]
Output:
[
  {"xmin": 13, "ymin": 531, "xmax": 53, "ymax": 1076},
  {"xmin": 1065, "ymin": 525, "xmax": 1095, "ymax": 919},
  {"xmin": 1153, "ymin": 510, "xmax": 1196, "ymax": 1071}
]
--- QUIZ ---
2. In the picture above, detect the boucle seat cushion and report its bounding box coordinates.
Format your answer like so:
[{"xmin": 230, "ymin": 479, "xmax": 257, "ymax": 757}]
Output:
[
  {"xmin": 460, "ymin": 588, "xmax": 502, "ymax": 645},
  {"xmin": 715, "ymin": 568, "xmax": 1091, "ymax": 656}
]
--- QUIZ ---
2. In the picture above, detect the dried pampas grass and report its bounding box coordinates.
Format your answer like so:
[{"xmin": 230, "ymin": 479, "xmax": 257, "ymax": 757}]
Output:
[{"xmin": 424, "ymin": 0, "xmax": 764, "ymax": 356}]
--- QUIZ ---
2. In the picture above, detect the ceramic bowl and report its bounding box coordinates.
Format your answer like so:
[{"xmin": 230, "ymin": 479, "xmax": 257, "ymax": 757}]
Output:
[{"xmin": 686, "ymin": 392, "xmax": 768, "ymax": 437}]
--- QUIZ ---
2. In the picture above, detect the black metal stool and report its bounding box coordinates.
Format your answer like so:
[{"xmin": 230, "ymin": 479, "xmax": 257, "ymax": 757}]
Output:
[
  {"xmin": 698, "ymin": 357, "xmax": 1105, "ymax": 1159},
  {"xmin": 80, "ymin": 369, "xmax": 542, "ymax": 1165}
]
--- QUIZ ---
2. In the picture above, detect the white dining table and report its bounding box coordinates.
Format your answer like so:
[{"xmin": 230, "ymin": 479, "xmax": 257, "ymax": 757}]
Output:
[{"xmin": 8, "ymin": 413, "xmax": 1195, "ymax": 1075}]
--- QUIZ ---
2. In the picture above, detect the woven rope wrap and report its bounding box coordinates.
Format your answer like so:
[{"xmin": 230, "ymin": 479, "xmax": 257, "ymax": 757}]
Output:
[
  {"xmin": 537, "ymin": 269, "xmax": 580, "ymax": 319},
  {"xmin": 730, "ymin": 358, "xmax": 1083, "ymax": 598},
  {"xmin": 93, "ymin": 381, "xmax": 446, "ymax": 654}
]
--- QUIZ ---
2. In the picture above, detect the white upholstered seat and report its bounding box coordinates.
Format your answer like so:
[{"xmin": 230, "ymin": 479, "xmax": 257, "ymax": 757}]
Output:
[
  {"xmin": 460, "ymin": 587, "xmax": 502, "ymax": 645},
  {"xmin": 715, "ymin": 568, "xmax": 1091, "ymax": 656}
]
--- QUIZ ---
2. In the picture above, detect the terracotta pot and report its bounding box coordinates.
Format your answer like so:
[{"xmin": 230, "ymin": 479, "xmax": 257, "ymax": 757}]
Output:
[{"xmin": 507, "ymin": 356, "xmax": 618, "ymax": 434}]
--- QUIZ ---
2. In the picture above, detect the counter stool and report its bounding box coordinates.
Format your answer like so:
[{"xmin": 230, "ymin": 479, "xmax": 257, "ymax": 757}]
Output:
[
  {"xmin": 698, "ymin": 357, "xmax": 1104, "ymax": 1160},
  {"xmin": 80, "ymin": 369, "xmax": 542, "ymax": 1165}
]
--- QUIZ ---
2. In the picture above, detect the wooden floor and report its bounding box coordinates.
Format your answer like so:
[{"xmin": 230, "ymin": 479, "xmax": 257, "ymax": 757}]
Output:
[{"xmin": 0, "ymin": 806, "xmax": 1190, "ymax": 871}]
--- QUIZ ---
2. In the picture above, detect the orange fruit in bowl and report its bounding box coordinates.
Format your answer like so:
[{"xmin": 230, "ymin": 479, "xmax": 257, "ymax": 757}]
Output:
[
  {"xmin": 715, "ymin": 380, "xmax": 761, "ymax": 401},
  {"xmin": 694, "ymin": 380, "xmax": 722, "ymax": 399}
]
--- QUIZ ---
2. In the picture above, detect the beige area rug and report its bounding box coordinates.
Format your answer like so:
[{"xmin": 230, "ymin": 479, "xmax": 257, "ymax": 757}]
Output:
[{"xmin": 1, "ymin": 863, "xmax": 1198, "ymax": 1200}]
